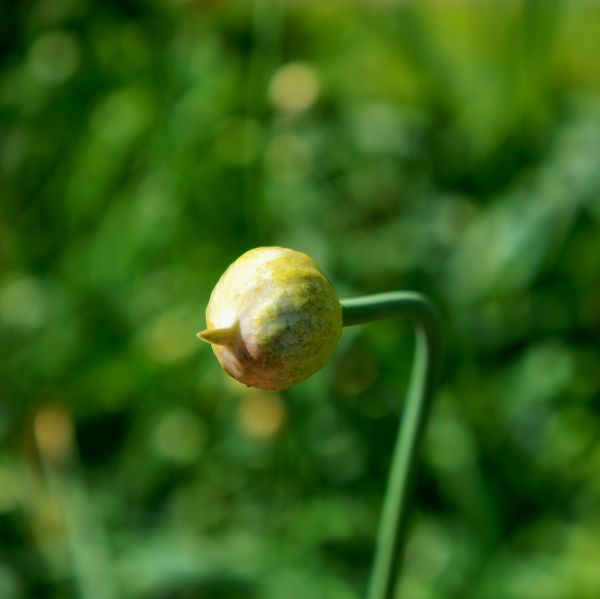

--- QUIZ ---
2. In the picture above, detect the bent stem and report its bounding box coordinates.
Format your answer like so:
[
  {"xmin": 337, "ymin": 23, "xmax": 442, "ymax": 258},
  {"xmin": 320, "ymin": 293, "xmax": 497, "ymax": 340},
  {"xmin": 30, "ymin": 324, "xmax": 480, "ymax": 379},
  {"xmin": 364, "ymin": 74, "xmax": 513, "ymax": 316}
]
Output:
[{"xmin": 341, "ymin": 292, "xmax": 442, "ymax": 599}]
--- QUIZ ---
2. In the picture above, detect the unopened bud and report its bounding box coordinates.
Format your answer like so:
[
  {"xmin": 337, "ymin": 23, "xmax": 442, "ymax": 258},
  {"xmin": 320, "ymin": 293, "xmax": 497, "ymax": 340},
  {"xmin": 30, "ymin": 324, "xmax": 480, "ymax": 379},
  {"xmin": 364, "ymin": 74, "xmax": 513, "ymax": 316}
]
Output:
[{"xmin": 198, "ymin": 247, "xmax": 342, "ymax": 391}]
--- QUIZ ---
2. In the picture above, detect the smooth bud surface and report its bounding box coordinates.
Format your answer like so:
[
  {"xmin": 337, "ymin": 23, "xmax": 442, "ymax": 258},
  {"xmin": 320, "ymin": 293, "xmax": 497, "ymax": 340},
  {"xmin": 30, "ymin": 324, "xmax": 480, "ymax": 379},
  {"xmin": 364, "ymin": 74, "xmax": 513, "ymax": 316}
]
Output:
[{"xmin": 198, "ymin": 247, "xmax": 342, "ymax": 391}]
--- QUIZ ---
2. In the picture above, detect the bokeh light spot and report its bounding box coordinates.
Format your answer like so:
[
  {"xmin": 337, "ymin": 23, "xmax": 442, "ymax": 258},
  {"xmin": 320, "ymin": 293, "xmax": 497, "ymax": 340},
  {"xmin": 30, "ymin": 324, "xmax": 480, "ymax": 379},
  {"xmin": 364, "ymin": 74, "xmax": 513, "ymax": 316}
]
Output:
[
  {"xmin": 268, "ymin": 62, "xmax": 320, "ymax": 114},
  {"xmin": 28, "ymin": 30, "xmax": 80, "ymax": 84},
  {"xmin": 264, "ymin": 133, "xmax": 312, "ymax": 183},
  {"xmin": 153, "ymin": 409, "xmax": 206, "ymax": 464},
  {"xmin": 0, "ymin": 275, "xmax": 46, "ymax": 331},
  {"xmin": 142, "ymin": 307, "xmax": 199, "ymax": 365},
  {"xmin": 239, "ymin": 391, "xmax": 286, "ymax": 440},
  {"xmin": 34, "ymin": 404, "xmax": 74, "ymax": 464}
]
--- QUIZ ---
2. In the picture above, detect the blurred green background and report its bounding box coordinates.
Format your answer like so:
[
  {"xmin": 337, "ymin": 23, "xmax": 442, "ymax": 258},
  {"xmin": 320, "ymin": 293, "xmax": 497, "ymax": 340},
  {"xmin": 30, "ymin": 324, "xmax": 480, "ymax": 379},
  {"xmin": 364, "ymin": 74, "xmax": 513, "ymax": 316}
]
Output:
[{"xmin": 1, "ymin": 0, "xmax": 599, "ymax": 598}]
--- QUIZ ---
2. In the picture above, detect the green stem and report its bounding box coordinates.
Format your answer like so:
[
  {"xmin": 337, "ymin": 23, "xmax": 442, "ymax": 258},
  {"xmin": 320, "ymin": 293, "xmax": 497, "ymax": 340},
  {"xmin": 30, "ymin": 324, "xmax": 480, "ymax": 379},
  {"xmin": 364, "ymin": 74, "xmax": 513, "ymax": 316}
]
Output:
[{"xmin": 340, "ymin": 292, "xmax": 442, "ymax": 599}]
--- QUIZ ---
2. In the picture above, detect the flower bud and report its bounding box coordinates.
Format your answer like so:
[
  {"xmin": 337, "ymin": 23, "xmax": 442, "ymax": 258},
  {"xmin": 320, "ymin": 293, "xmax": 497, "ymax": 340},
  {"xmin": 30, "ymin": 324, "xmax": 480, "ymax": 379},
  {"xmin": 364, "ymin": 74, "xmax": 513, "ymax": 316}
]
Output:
[{"xmin": 198, "ymin": 247, "xmax": 342, "ymax": 391}]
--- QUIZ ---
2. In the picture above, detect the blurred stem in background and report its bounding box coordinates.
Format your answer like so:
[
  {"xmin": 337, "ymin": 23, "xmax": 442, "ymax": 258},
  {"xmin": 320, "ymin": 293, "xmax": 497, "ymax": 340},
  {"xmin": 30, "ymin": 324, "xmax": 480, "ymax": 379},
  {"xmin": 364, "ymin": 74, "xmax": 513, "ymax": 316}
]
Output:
[
  {"xmin": 244, "ymin": 0, "xmax": 285, "ymax": 245},
  {"xmin": 33, "ymin": 405, "xmax": 117, "ymax": 599},
  {"xmin": 341, "ymin": 293, "xmax": 442, "ymax": 599}
]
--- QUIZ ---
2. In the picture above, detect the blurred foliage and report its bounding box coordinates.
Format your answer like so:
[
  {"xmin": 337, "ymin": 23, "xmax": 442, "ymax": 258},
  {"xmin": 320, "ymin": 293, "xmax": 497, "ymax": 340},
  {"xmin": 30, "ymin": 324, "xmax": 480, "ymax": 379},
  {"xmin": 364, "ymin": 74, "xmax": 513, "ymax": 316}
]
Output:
[{"xmin": 1, "ymin": 0, "xmax": 600, "ymax": 598}]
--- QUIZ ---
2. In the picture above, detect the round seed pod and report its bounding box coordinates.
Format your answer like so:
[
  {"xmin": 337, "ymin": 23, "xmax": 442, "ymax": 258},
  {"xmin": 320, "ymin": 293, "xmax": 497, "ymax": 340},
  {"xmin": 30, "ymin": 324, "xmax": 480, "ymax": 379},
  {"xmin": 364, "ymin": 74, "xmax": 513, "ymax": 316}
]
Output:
[{"xmin": 198, "ymin": 247, "xmax": 342, "ymax": 391}]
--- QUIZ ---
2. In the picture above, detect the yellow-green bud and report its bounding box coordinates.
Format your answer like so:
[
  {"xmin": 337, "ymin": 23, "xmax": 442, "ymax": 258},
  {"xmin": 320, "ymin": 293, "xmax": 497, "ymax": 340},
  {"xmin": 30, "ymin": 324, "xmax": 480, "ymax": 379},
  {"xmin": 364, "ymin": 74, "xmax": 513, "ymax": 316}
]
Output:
[{"xmin": 198, "ymin": 247, "xmax": 342, "ymax": 391}]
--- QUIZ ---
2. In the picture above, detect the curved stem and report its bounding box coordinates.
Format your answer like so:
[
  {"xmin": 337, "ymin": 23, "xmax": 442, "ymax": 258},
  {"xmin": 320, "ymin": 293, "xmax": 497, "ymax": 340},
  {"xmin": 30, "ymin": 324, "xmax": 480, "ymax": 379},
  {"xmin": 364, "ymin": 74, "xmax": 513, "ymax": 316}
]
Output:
[{"xmin": 340, "ymin": 292, "xmax": 442, "ymax": 599}]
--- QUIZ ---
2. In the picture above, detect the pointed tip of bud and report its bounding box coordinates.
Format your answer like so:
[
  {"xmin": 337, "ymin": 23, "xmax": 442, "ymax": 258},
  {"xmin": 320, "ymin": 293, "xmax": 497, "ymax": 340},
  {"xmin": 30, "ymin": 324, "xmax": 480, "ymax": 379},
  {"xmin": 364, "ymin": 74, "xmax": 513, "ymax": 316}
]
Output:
[{"xmin": 197, "ymin": 325, "xmax": 238, "ymax": 347}]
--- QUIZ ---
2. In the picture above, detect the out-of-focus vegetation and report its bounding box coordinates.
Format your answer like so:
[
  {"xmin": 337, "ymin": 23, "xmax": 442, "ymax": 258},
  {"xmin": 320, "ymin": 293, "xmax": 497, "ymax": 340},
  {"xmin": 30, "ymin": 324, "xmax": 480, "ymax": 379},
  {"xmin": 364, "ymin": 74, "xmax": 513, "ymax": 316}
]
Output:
[{"xmin": 1, "ymin": 0, "xmax": 599, "ymax": 597}]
